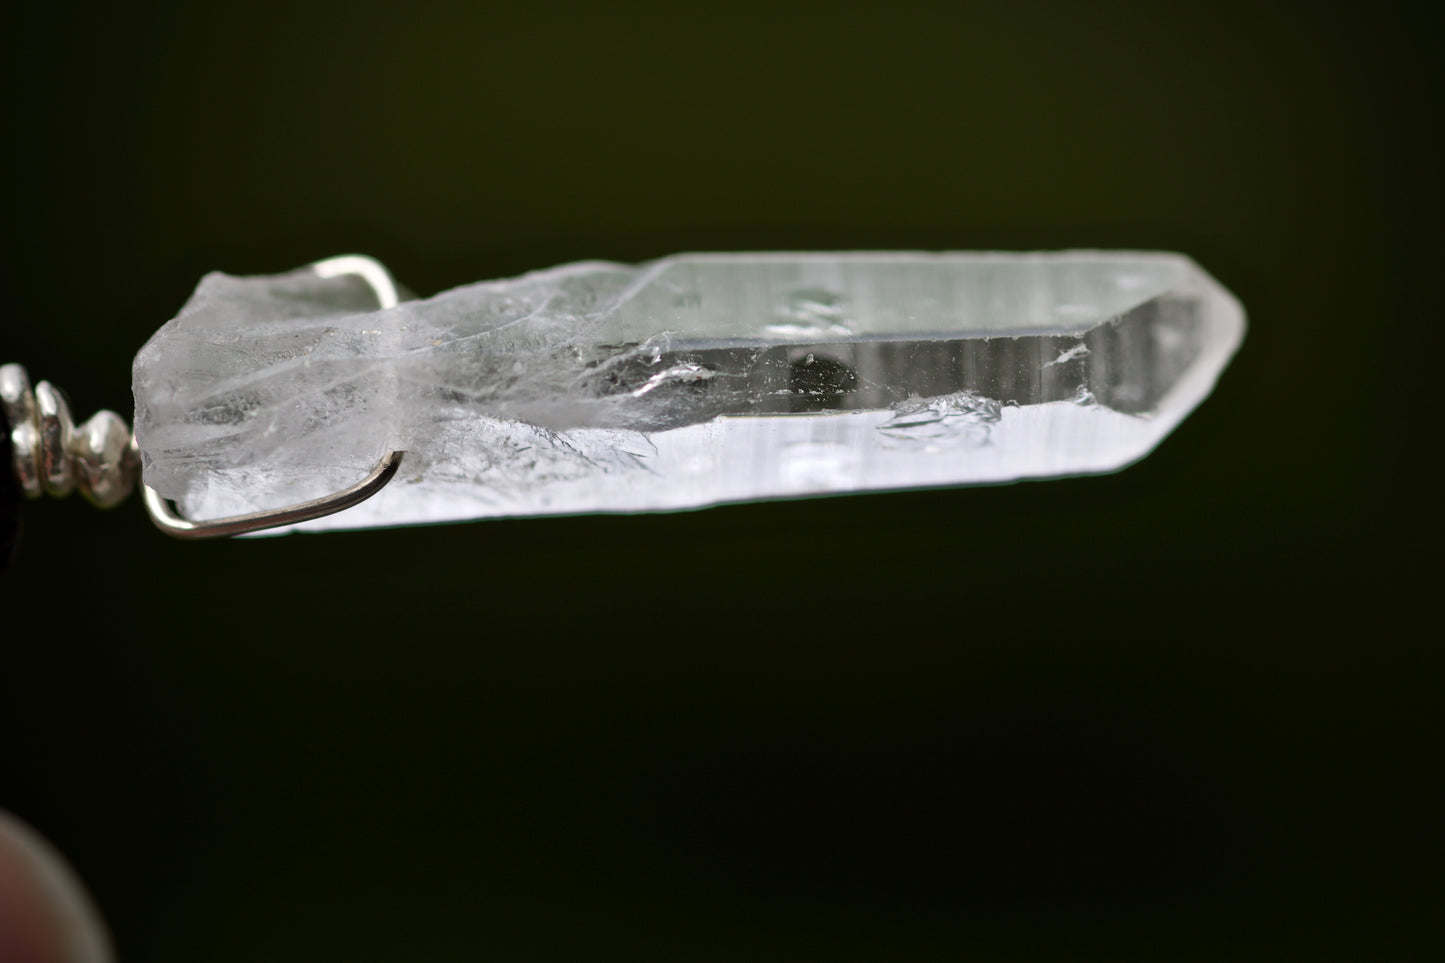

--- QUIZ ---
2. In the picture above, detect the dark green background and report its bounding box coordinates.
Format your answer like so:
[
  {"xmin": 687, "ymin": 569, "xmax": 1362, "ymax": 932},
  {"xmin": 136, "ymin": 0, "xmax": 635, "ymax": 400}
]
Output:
[{"xmin": 2, "ymin": 1, "xmax": 1436, "ymax": 960}]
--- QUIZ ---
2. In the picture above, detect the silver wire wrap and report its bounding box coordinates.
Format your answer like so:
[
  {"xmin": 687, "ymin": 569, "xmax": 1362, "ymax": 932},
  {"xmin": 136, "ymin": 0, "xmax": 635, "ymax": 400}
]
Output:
[
  {"xmin": 4, "ymin": 255, "xmax": 403, "ymax": 535},
  {"xmin": 1, "ymin": 363, "xmax": 140, "ymax": 509},
  {"xmin": 140, "ymin": 254, "xmax": 405, "ymax": 538}
]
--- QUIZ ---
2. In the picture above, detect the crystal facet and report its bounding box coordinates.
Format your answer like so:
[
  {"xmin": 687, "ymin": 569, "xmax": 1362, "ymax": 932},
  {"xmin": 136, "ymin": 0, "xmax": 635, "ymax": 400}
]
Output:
[{"xmin": 132, "ymin": 252, "xmax": 1244, "ymax": 532}]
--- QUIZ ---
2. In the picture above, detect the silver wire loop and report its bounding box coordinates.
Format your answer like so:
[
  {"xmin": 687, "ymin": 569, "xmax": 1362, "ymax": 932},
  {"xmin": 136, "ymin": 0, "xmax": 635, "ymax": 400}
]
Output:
[
  {"xmin": 141, "ymin": 451, "xmax": 404, "ymax": 539},
  {"xmin": 141, "ymin": 254, "xmax": 406, "ymax": 538}
]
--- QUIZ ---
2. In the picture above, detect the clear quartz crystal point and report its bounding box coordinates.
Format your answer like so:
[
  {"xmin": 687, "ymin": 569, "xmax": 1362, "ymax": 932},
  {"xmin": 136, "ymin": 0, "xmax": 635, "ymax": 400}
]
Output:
[{"xmin": 132, "ymin": 252, "xmax": 1244, "ymax": 532}]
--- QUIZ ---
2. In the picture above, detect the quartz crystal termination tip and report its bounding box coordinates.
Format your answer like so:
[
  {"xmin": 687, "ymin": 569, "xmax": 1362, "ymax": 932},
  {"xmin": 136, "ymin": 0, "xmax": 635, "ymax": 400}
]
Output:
[{"xmin": 132, "ymin": 251, "xmax": 1245, "ymax": 533}]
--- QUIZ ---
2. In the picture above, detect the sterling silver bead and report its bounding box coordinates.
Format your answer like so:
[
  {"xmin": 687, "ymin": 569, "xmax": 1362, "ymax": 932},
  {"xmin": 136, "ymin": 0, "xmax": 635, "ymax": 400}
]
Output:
[
  {"xmin": 35, "ymin": 381, "xmax": 76, "ymax": 498},
  {"xmin": 1, "ymin": 363, "xmax": 140, "ymax": 510}
]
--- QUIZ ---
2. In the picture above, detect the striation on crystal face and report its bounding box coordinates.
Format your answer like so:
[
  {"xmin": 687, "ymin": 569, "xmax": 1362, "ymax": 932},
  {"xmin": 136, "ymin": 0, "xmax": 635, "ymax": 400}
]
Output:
[{"xmin": 132, "ymin": 252, "xmax": 1245, "ymax": 532}]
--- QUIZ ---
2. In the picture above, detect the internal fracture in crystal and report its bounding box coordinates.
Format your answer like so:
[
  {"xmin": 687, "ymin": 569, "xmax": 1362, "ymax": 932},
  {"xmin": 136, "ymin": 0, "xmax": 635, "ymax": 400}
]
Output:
[{"xmin": 132, "ymin": 252, "xmax": 1245, "ymax": 531}]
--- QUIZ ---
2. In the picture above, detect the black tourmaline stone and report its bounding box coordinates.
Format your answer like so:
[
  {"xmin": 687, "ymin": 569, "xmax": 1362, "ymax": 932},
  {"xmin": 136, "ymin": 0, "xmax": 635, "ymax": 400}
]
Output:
[{"xmin": 0, "ymin": 402, "xmax": 20, "ymax": 570}]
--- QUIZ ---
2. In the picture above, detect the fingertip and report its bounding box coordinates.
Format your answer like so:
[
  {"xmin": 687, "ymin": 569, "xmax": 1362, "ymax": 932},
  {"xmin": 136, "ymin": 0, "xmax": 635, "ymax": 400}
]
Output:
[{"xmin": 0, "ymin": 811, "xmax": 113, "ymax": 963}]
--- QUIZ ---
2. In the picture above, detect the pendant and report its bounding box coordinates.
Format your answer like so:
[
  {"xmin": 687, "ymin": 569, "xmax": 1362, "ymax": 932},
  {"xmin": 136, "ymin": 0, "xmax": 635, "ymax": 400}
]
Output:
[{"xmin": 4, "ymin": 251, "xmax": 1244, "ymax": 545}]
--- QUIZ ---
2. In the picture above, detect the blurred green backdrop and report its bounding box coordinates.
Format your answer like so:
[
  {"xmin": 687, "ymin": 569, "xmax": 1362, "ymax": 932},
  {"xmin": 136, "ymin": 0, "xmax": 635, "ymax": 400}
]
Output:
[{"xmin": 1, "ymin": 1, "xmax": 1435, "ymax": 960}]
